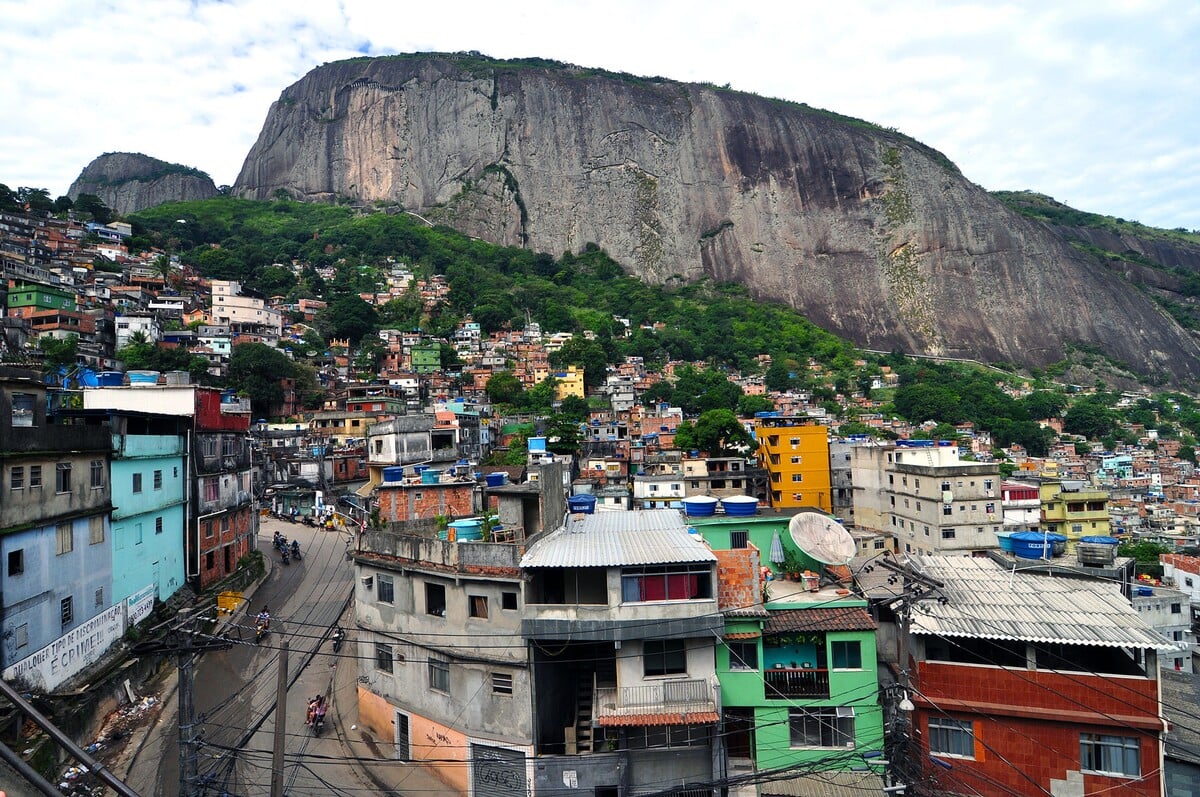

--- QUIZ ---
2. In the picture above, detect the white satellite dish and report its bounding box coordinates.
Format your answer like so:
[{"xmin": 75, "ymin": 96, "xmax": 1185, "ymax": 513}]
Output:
[{"xmin": 788, "ymin": 512, "xmax": 856, "ymax": 565}]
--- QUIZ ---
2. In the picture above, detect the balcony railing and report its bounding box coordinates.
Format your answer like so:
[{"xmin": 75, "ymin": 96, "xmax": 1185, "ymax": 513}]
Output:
[
  {"xmin": 764, "ymin": 667, "xmax": 830, "ymax": 699},
  {"xmin": 593, "ymin": 678, "xmax": 716, "ymax": 723}
]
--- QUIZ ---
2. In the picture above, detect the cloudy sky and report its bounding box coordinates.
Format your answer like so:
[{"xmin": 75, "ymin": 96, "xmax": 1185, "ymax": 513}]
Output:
[{"xmin": 1, "ymin": 0, "xmax": 1196, "ymax": 229}]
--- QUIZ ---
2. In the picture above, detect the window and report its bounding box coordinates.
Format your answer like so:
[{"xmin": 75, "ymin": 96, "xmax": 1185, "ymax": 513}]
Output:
[
  {"xmin": 10, "ymin": 465, "xmax": 24, "ymax": 490},
  {"xmin": 155, "ymin": 516, "xmax": 163, "ymax": 535},
  {"xmin": 1172, "ymin": 603, "xmax": 1182, "ymax": 614},
  {"xmin": 643, "ymin": 639, "xmax": 687, "ymax": 677},
  {"xmin": 831, "ymin": 640, "xmax": 862, "ymax": 669},
  {"xmin": 56, "ymin": 463, "xmax": 72, "ymax": 493},
  {"xmin": 29, "ymin": 465, "xmax": 41, "ymax": 489},
  {"xmin": 788, "ymin": 707, "xmax": 854, "ymax": 747},
  {"xmin": 791, "ymin": 456, "xmax": 801, "ymax": 464},
  {"xmin": 728, "ymin": 641, "xmax": 758, "ymax": 670},
  {"xmin": 621, "ymin": 564, "xmax": 712, "ymax": 602},
  {"xmin": 7, "ymin": 549, "xmax": 24, "ymax": 576},
  {"xmin": 502, "ymin": 591, "xmax": 518, "ymax": 610},
  {"xmin": 942, "ymin": 528, "xmax": 957, "ymax": 540},
  {"xmin": 923, "ymin": 525, "xmax": 930, "ymax": 536},
  {"xmin": 222, "ymin": 436, "xmax": 238, "ymax": 457},
  {"xmin": 469, "ymin": 595, "xmax": 489, "ymax": 619},
  {"xmin": 89, "ymin": 516, "xmax": 104, "ymax": 545},
  {"xmin": 429, "ymin": 657, "xmax": 450, "ymax": 692},
  {"xmin": 14, "ymin": 623, "xmax": 27, "ymax": 649},
  {"xmin": 943, "ymin": 505, "xmax": 952, "ymax": 516},
  {"xmin": 984, "ymin": 479, "xmax": 993, "ymax": 491},
  {"xmin": 203, "ymin": 477, "xmax": 219, "ymax": 502},
  {"xmin": 220, "ymin": 515, "xmax": 230, "ymax": 533},
  {"xmin": 201, "ymin": 437, "xmax": 218, "ymax": 457},
  {"xmin": 425, "ymin": 583, "xmax": 446, "ymax": 616},
  {"xmin": 492, "ymin": 672, "xmax": 513, "ymax": 696},
  {"xmin": 56, "ymin": 522, "xmax": 73, "ymax": 555},
  {"xmin": 132, "ymin": 472, "xmax": 143, "ymax": 493},
  {"xmin": 94, "ymin": 587, "xmax": 104, "ymax": 608},
  {"xmin": 1080, "ymin": 733, "xmax": 1139, "ymax": 776},
  {"xmin": 153, "ymin": 469, "xmax": 163, "ymax": 490},
  {"xmin": 929, "ymin": 718, "xmax": 975, "ymax": 758},
  {"xmin": 376, "ymin": 573, "xmax": 396, "ymax": 604},
  {"xmin": 90, "ymin": 460, "xmax": 103, "ymax": 489},
  {"xmin": 12, "ymin": 393, "xmax": 35, "ymax": 427},
  {"xmin": 731, "ymin": 530, "xmax": 748, "ymax": 549},
  {"xmin": 375, "ymin": 643, "xmax": 394, "ymax": 673},
  {"xmin": 61, "ymin": 596, "xmax": 73, "ymax": 627},
  {"xmin": 792, "ymin": 473, "xmax": 803, "ymax": 482},
  {"xmin": 873, "ymin": 539, "xmax": 887, "ymax": 550}
]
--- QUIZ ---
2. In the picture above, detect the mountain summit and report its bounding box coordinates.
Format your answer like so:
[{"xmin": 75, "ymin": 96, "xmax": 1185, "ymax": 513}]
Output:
[{"xmin": 232, "ymin": 53, "xmax": 1200, "ymax": 383}]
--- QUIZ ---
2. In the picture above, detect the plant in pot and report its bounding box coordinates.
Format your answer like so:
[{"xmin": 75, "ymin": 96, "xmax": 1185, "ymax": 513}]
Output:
[{"xmin": 782, "ymin": 549, "xmax": 805, "ymax": 581}]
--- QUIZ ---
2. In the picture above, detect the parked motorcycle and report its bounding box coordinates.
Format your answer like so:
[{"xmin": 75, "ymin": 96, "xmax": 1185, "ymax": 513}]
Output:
[
  {"xmin": 331, "ymin": 625, "xmax": 345, "ymax": 653},
  {"xmin": 290, "ymin": 540, "xmax": 302, "ymax": 561},
  {"xmin": 280, "ymin": 547, "xmax": 290, "ymax": 565}
]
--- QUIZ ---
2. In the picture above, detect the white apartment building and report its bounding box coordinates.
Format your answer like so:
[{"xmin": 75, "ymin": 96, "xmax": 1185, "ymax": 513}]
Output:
[{"xmin": 210, "ymin": 279, "xmax": 282, "ymax": 337}]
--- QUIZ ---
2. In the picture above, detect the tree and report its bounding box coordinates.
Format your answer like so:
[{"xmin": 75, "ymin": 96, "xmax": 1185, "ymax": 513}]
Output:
[
  {"xmin": 523, "ymin": 377, "xmax": 558, "ymax": 413},
  {"xmin": 544, "ymin": 414, "xmax": 582, "ymax": 455},
  {"xmin": 737, "ymin": 394, "xmax": 775, "ymax": 416},
  {"xmin": 558, "ymin": 395, "xmax": 590, "ymax": 422},
  {"xmin": 73, "ymin": 193, "xmax": 114, "ymax": 224},
  {"xmin": 319, "ymin": 295, "xmax": 378, "ymax": 343},
  {"xmin": 677, "ymin": 409, "xmax": 752, "ymax": 456},
  {"xmin": 485, "ymin": 371, "xmax": 525, "ymax": 406},
  {"xmin": 549, "ymin": 337, "xmax": 609, "ymax": 388},
  {"xmin": 39, "ymin": 335, "xmax": 78, "ymax": 370},
  {"xmin": 227, "ymin": 343, "xmax": 297, "ymax": 418},
  {"xmin": 764, "ymin": 359, "xmax": 793, "ymax": 392},
  {"xmin": 1063, "ymin": 397, "xmax": 1118, "ymax": 440}
]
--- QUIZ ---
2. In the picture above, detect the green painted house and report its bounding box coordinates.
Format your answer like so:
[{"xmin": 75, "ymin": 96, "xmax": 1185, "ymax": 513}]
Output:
[
  {"xmin": 411, "ymin": 342, "xmax": 441, "ymax": 373},
  {"xmin": 6, "ymin": 283, "xmax": 76, "ymax": 314},
  {"xmin": 692, "ymin": 513, "xmax": 885, "ymax": 786}
]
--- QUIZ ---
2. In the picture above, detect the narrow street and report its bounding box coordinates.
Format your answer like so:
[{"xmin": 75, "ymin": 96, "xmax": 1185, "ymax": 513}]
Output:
[{"xmin": 121, "ymin": 515, "xmax": 358, "ymax": 796}]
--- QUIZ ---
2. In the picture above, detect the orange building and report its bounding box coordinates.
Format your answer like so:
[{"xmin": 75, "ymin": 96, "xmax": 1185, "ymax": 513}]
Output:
[{"xmin": 754, "ymin": 415, "xmax": 832, "ymax": 512}]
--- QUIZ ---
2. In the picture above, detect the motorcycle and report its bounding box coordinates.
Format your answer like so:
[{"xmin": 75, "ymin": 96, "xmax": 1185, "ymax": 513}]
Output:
[
  {"xmin": 280, "ymin": 546, "xmax": 290, "ymax": 565},
  {"xmin": 302, "ymin": 515, "xmax": 316, "ymax": 527},
  {"xmin": 290, "ymin": 540, "xmax": 302, "ymax": 561},
  {"xmin": 255, "ymin": 621, "xmax": 268, "ymax": 644},
  {"xmin": 311, "ymin": 709, "xmax": 326, "ymax": 736},
  {"xmin": 331, "ymin": 626, "xmax": 345, "ymax": 653}
]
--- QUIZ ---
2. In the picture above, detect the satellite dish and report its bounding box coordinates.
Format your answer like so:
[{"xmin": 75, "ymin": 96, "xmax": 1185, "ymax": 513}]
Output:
[{"xmin": 789, "ymin": 512, "xmax": 856, "ymax": 565}]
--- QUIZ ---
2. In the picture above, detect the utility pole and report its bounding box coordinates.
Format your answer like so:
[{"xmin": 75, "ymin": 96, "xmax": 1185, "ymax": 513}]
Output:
[
  {"xmin": 133, "ymin": 609, "xmax": 231, "ymax": 797},
  {"xmin": 875, "ymin": 557, "xmax": 945, "ymax": 797},
  {"xmin": 270, "ymin": 639, "xmax": 289, "ymax": 797}
]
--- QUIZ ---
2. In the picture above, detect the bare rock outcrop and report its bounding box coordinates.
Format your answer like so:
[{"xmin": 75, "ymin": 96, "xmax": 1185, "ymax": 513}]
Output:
[
  {"xmin": 233, "ymin": 54, "xmax": 1200, "ymax": 382},
  {"xmin": 69, "ymin": 152, "xmax": 218, "ymax": 215}
]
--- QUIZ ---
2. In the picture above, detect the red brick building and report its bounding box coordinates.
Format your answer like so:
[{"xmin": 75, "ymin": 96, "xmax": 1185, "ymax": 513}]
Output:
[
  {"xmin": 376, "ymin": 480, "xmax": 474, "ymax": 524},
  {"xmin": 905, "ymin": 557, "xmax": 1170, "ymax": 797}
]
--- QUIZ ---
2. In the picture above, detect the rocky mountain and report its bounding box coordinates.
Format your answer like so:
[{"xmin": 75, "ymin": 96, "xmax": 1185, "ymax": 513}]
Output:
[
  {"xmin": 233, "ymin": 53, "xmax": 1200, "ymax": 384},
  {"xmin": 69, "ymin": 153, "xmax": 218, "ymax": 215}
]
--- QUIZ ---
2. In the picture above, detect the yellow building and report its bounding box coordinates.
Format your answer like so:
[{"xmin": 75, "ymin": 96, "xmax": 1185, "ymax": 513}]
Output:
[
  {"xmin": 1039, "ymin": 480, "xmax": 1111, "ymax": 547},
  {"xmin": 552, "ymin": 365, "xmax": 585, "ymax": 401},
  {"xmin": 754, "ymin": 416, "xmax": 832, "ymax": 512}
]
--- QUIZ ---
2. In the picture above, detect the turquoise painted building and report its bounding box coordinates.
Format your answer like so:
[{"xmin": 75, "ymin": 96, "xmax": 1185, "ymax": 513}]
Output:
[
  {"xmin": 692, "ymin": 514, "xmax": 886, "ymax": 781},
  {"xmin": 105, "ymin": 414, "xmax": 188, "ymax": 605}
]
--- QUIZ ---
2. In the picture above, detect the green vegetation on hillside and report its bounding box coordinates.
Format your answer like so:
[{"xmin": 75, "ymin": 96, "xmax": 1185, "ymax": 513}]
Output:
[{"xmin": 993, "ymin": 190, "xmax": 1200, "ymax": 244}]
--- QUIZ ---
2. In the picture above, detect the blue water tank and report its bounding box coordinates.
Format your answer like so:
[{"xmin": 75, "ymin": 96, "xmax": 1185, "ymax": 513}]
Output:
[
  {"xmin": 421, "ymin": 468, "xmax": 441, "ymax": 485},
  {"xmin": 721, "ymin": 496, "xmax": 759, "ymax": 517},
  {"xmin": 449, "ymin": 519, "xmax": 483, "ymax": 541},
  {"xmin": 1011, "ymin": 532, "xmax": 1055, "ymax": 560},
  {"xmin": 682, "ymin": 496, "xmax": 719, "ymax": 517},
  {"xmin": 485, "ymin": 472, "xmax": 507, "ymax": 488},
  {"xmin": 1081, "ymin": 536, "xmax": 1119, "ymax": 545},
  {"xmin": 568, "ymin": 494, "xmax": 597, "ymax": 514},
  {"xmin": 97, "ymin": 371, "xmax": 125, "ymax": 387},
  {"xmin": 382, "ymin": 466, "xmax": 405, "ymax": 483}
]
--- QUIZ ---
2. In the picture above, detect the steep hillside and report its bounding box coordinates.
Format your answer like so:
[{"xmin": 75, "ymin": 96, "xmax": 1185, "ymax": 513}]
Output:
[
  {"xmin": 69, "ymin": 152, "xmax": 218, "ymax": 215},
  {"xmin": 232, "ymin": 53, "xmax": 1200, "ymax": 384}
]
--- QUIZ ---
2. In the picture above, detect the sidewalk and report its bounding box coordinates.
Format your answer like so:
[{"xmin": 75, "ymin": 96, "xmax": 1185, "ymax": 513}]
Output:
[{"xmin": 328, "ymin": 612, "xmax": 459, "ymax": 796}]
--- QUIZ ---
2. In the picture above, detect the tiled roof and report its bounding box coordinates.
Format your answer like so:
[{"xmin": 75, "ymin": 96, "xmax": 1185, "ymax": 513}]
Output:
[
  {"xmin": 723, "ymin": 631, "xmax": 762, "ymax": 640},
  {"xmin": 521, "ymin": 509, "xmax": 716, "ymax": 568},
  {"xmin": 597, "ymin": 711, "xmax": 720, "ymax": 727},
  {"xmin": 764, "ymin": 607, "xmax": 877, "ymax": 634},
  {"xmin": 909, "ymin": 556, "xmax": 1176, "ymax": 651},
  {"xmin": 759, "ymin": 771, "xmax": 885, "ymax": 796}
]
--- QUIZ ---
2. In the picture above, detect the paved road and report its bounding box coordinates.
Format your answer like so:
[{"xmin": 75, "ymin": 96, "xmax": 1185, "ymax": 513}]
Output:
[{"xmin": 124, "ymin": 515, "xmax": 356, "ymax": 796}]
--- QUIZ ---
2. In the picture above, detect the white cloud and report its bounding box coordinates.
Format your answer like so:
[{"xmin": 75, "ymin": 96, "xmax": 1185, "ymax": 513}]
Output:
[{"xmin": 0, "ymin": 0, "xmax": 1195, "ymax": 230}]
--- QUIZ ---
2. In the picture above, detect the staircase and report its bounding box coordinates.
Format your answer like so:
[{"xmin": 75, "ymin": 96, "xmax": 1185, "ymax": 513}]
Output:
[{"xmin": 574, "ymin": 659, "xmax": 617, "ymax": 754}]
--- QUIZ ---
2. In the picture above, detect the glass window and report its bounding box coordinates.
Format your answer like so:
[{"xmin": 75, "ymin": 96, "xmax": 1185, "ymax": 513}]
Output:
[
  {"xmin": 90, "ymin": 460, "xmax": 104, "ymax": 488},
  {"xmin": 502, "ymin": 591, "xmax": 518, "ymax": 610},
  {"xmin": 155, "ymin": 516, "xmax": 163, "ymax": 535},
  {"xmin": 56, "ymin": 463, "xmax": 72, "ymax": 493},
  {"xmin": 56, "ymin": 522, "xmax": 73, "ymax": 555},
  {"xmin": 10, "ymin": 466, "xmax": 24, "ymax": 490},
  {"xmin": 788, "ymin": 707, "xmax": 854, "ymax": 747},
  {"xmin": 1080, "ymin": 733, "xmax": 1139, "ymax": 776},
  {"xmin": 375, "ymin": 643, "xmax": 393, "ymax": 673},
  {"xmin": 728, "ymin": 641, "xmax": 758, "ymax": 670},
  {"xmin": 929, "ymin": 718, "xmax": 975, "ymax": 758},
  {"xmin": 132, "ymin": 473, "xmax": 143, "ymax": 493},
  {"xmin": 469, "ymin": 595, "xmax": 488, "ymax": 619},
  {"xmin": 621, "ymin": 564, "xmax": 712, "ymax": 602},
  {"xmin": 377, "ymin": 574, "xmax": 394, "ymax": 604},
  {"xmin": 153, "ymin": 469, "xmax": 163, "ymax": 490},
  {"xmin": 831, "ymin": 640, "xmax": 862, "ymax": 669},
  {"xmin": 429, "ymin": 657, "xmax": 450, "ymax": 692},
  {"xmin": 7, "ymin": 549, "xmax": 24, "ymax": 576},
  {"xmin": 12, "ymin": 393, "xmax": 36, "ymax": 426},
  {"xmin": 60, "ymin": 596, "xmax": 73, "ymax": 627},
  {"xmin": 643, "ymin": 639, "xmax": 687, "ymax": 677},
  {"xmin": 29, "ymin": 465, "xmax": 41, "ymax": 488}
]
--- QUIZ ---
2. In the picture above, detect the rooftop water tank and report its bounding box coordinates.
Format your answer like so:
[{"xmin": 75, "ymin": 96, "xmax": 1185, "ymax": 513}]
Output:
[
  {"xmin": 682, "ymin": 496, "xmax": 719, "ymax": 517},
  {"xmin": 449, "ymin": 518, "xmax": 483, "ymax": 541},
  {"xmin": 485, "ymin": 472, "xmax": 507, "ymax": 488},
  {"xmin": 127, "ymin": 370, "xmax": 160, "ymax": 386},
  {"xmin": 995, "ymin": 531, "xmax": 1016, "ymax": 553},
  {"xmin": 382, "ymin": 466, "xmax": 405, "ymax": 483},
  {"xmin": 1010, "ymin": 531, "xmax": 1055, "ymax": 560},
  {"xmin": 721, "ymin": 495, "xmax": 759, "ymax": 517},
  {"xmin": 163, "ymin": 370, "xmax": 191, "ymax": 385},
  {"xmin": 421, "ymin": 468, "xmax": 441, "ymax": 485},
  {"xmin": 97, "ymin": 371, "xmax": 124, "ymax": 387},
  {"xmin": 568, "ymin": 494, "xmax": 597, "ymax": 514},
  {"xmin": 1078, "ymin": 536, "xmax": 1119, "ymax": 566}
]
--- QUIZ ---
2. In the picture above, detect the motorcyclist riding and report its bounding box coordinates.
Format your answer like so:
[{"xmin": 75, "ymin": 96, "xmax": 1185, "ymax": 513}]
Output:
[{"xmin": 290, "ymin": 539, "xmax": 301, "ymax": 559}]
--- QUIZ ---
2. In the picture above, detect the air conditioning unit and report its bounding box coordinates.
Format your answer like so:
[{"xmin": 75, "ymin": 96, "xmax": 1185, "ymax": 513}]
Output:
[{"xmin": 361, "ymin": 576, "xmax": 374, "ymax": 589}]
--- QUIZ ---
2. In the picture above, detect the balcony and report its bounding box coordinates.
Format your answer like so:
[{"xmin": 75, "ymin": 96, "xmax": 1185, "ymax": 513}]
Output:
[
  {"xmin": 593, "ymin": 678, "xmax": 718, "ymax": 726},
  {"xmin": 764, "ymin": 667, "xmax": 830, "ymax": 699}
]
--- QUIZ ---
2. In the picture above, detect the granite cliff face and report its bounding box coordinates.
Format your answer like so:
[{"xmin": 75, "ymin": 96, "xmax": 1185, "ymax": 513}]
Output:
[
  {"xmin": 234, "ymin": 54, "xmax": 1200, "ymax": 383},
  {"xmin": 70, "ymin": 152, "xmax": 218, "ymax": 215}
]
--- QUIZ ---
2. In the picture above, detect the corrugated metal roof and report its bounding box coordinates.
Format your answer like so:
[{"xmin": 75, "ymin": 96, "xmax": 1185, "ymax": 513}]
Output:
[
  {"xmin": 759, "ymin": 771, "xmax": 885, "ymax": 796},
  {"xmin": 909, "ymin": 557, "xmax": 1177, "ymax": 651},
  {"xmin": 521, "ymin": 509, "xmax": 716, "ymax": 568},
  {"xmin": 765, "ymin": 607, "xmax": 877, "ymax": 634}
]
